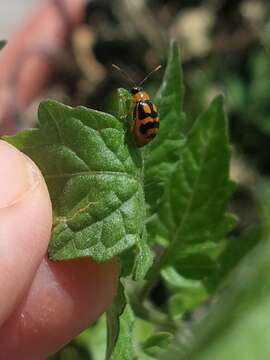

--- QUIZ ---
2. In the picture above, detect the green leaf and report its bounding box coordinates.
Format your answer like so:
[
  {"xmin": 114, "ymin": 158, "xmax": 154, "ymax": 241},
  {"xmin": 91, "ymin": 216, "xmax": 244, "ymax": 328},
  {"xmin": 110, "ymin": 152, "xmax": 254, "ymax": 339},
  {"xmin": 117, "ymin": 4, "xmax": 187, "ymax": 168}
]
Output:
[
  {"xmin": 168, "ymin": 290, "xmax": 206, "ymax": 320},
  {"xmin": 159, "ymin": 95, "xmax": 235, "ymax": 265},
  {"xmin": 111, "ymin": 304, "xmax": 135, "ymax": 360},
  {"xmin": 133, "ymin": 227, "xmax": 154, "ymax": 280},
  {"xmin": 151, "ymin": 39, "xmax": 185, "ymax": 149},
  {"xmin": 106, "ymin": 281, "xmax": 127, "ymax": 360},
  {"xmin": 4, "ymin": 100, "xmax": 145, "ymax": 262},
  {"xmin": 164, "ymin": 238, "xmax": 270, "ymax": 360},
  {"xmin": 144, "ymin": 39, "xmax": 186, "ymax": 216},
  {"xmin": 177, "ymin": 241, "xmax": 226, "ymax": 260},
  {"xmin": 161, "ymin": 267, "xmax": 207, "ymax": 318},
  {"xmin": 161, "ymin": 267, "xmax": 204, "ymax": 292},
  {"xmin": 134, "ymin": 318, "xmax": 155, "ymax": 344},
  {"xmin": 106, "ymin": 282, "xmax": 135, "ymax": 360},
  {"xmin": 174, "ymin": 254, "xmax": 217, "ymax": 280},
  {"xmin": 142, "ymin": 332, "xmax": 173, "ymax": 357},
  {"xmin": 117, "ymin": 88, "xmax": 133, "ymax": 127},
  {"xmin": 140, "ymin": 94, "xmax": 235, "ymax": 309},
  {"xmin": 117, "ymin": 88, "xmax": 153, "ymax": 279},
  {"xmin": 217, "ymin": 228, "xmax": 262, "ymax": 279}
]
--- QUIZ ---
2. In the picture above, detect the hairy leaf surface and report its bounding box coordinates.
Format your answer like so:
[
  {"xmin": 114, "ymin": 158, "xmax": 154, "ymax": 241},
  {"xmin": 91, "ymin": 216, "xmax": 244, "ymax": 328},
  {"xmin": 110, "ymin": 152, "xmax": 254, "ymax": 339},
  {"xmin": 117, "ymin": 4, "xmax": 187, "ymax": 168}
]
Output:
[
  {"xmin": 5, "ymin": 100, "xmax": 145, "ymax": 262},
  {"xmin": 160, "ymin": 96, "xmax": 236, "ymax": 265},
  {"xmin": 144, "ymin": 40, "xmax": 185, "ymax": 214}
]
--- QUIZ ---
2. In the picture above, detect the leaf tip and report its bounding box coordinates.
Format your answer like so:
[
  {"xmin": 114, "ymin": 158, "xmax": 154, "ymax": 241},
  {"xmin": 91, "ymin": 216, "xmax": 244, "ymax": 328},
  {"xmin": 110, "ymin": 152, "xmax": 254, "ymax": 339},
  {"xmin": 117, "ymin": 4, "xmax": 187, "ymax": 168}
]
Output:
[
  {"xmin": 168, "ymin": 38, "xmax": 181, "ymax": 61},
  {"xmin": 212, "ymin": 94, "xmax": 224, "ymax": 108},
  {"xmin": 38, "ymin": 99, "xmax": 61, "ymax": 110}
]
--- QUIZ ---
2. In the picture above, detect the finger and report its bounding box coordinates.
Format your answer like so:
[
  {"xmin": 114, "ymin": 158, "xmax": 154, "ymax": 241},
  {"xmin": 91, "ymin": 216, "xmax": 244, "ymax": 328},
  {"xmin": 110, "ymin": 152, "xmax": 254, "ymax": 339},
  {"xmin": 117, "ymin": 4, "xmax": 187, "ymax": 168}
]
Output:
[
  {"xmin": 0, "ymin": 140, "xmax": 52, "ymax": 325},
  {"xmin": 0, "ymin": 257, "xmax": 118, "ymax": 359}
]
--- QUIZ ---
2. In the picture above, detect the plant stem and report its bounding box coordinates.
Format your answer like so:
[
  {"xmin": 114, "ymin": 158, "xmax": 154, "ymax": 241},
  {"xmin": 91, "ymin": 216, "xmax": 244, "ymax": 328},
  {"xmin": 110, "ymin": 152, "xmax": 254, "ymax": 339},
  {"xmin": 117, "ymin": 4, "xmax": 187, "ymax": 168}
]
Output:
[
  {"xmin": 138, "ymin": 248, "xmax": 168, "ymax": 302},
  {"xmin": 138, "ymin": 236, "xmax": 182, "ymax": 302}
]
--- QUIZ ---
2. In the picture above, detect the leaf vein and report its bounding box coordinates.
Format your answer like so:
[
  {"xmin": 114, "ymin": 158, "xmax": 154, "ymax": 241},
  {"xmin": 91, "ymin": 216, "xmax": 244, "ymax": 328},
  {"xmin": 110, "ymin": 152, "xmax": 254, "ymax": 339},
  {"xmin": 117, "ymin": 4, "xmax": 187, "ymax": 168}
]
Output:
[
  {"xmin": 169, "ymin": 113, "xmax": 218, "ymax": 250},
  {"xmin": 45, "ymin": 171, "xmax": 135, "ymax": 180}
]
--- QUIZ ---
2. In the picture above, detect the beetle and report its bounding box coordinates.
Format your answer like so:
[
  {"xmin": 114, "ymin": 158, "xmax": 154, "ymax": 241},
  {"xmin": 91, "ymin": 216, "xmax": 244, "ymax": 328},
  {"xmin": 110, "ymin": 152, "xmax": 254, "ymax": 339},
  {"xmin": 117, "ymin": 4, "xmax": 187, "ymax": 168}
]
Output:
[{"xmin": 112, "ymin": 64, "xmax": 161, "ymax": 147}]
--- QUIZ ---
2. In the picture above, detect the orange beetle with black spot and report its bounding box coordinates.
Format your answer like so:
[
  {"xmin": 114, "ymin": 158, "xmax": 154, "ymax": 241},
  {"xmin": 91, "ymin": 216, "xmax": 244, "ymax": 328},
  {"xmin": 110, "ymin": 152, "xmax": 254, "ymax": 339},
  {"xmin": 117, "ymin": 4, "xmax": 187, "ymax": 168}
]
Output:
[
  {"xmin": 113, "ymin": 64, "xmax": 161, "ymax": 147},
  {"xmin": 130, "ymin": 86, "xmax": 160, "ymax": 147}
]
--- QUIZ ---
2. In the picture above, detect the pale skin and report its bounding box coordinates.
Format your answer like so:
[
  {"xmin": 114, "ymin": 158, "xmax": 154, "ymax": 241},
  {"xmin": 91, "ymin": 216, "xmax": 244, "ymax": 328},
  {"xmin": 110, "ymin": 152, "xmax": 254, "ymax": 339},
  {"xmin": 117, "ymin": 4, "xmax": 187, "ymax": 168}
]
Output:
[{"xmin": 0, "ymin": 140, "xmax": 118, "ymax": 359}]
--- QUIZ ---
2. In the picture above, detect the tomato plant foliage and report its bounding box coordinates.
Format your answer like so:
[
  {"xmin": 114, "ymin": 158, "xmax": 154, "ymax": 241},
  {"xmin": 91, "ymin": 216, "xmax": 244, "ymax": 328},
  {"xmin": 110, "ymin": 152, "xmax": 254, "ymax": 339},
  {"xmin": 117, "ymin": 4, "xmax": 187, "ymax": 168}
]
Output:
[{"xmin": 4, "ymin": 40, "xmax": 265, "ymax": 359}]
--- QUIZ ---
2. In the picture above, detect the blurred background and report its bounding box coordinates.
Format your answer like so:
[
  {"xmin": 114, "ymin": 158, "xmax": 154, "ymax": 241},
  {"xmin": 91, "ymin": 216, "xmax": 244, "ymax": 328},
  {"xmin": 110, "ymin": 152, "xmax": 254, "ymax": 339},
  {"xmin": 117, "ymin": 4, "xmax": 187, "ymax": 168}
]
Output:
[
  {"xmin": 1, "ymin": 1, "xmax": 36, "ymax": 38},
  {"xmin": 1, "ymin": 0, "xmax": 270, "ymax": 358}
]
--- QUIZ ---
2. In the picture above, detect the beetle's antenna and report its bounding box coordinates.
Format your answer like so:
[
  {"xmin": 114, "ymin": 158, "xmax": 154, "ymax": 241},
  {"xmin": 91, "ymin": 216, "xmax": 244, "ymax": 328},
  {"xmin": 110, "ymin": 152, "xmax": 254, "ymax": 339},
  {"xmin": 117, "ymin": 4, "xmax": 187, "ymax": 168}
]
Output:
[
  {"xmin": 112, "ymin": 64, "xmax": 135, "ymax": 85},
  {"xmin": 139, "ymin": 65, "xmax": 162, "ymax": 86}
]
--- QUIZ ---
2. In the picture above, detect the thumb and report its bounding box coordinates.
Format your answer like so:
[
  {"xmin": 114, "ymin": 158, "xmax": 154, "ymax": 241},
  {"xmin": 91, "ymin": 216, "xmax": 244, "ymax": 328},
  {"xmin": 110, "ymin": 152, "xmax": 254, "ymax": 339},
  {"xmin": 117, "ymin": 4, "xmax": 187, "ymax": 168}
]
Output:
[{"xmin": 0, "ymin": 140, "xmax": 52, "ymax": 325}]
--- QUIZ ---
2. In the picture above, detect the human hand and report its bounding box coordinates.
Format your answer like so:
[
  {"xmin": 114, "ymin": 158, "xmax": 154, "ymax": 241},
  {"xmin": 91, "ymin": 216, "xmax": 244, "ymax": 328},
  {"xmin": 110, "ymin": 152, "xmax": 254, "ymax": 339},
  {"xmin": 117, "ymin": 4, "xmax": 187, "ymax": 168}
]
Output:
[{"xmin": 0, "ymin": 140, "xmax": 118, "ymax": 359}]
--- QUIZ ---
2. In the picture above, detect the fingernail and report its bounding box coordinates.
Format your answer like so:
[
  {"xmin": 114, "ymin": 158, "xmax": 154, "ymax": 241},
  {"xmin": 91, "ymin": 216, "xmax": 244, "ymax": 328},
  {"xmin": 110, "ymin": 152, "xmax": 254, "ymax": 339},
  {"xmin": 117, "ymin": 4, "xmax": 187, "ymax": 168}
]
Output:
[{"xmin": 0, "ymin": 141, "xmax": 41, "ymax": 208}]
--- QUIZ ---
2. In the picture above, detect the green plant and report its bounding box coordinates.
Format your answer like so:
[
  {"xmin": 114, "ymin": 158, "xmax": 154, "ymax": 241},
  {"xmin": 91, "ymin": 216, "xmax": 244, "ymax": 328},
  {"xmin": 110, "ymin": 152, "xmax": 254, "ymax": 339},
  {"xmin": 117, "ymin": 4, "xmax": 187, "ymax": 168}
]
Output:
[{"xmin": 3, "ymin": 40, "xmax": 264, "ymax": 359}]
